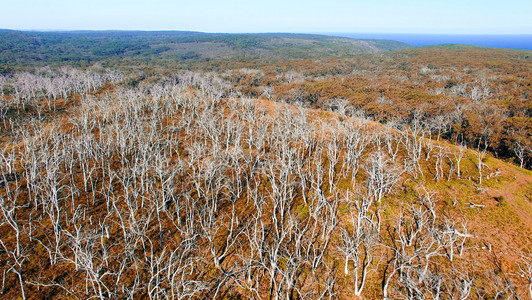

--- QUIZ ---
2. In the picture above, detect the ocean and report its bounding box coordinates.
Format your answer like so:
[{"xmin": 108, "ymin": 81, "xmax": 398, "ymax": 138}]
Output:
[{"xmin": 326, "ymin": 33, "xmax": 532, "ymax": 51}]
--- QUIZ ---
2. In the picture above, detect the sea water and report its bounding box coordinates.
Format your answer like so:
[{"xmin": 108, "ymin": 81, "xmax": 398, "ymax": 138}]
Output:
[{"xmin": 327, "ymin": 33, "xmax": 532, "ymax": 51}]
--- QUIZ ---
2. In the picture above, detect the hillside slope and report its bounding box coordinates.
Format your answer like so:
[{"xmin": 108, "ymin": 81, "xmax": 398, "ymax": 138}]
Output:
[{"xmin": 0, "ymin": 69, "xmax": 531, "ymax": 298}]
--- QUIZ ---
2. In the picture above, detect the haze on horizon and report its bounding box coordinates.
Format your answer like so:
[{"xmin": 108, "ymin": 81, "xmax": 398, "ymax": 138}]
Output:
[{"xmin": 1, "ymin": 0, "xmax": 531, "ymax": 34}]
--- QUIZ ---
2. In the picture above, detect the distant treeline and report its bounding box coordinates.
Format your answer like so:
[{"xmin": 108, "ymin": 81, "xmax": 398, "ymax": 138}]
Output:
[{"xmin": 0, "ymin": 30, "xmax": 411, "ymax": 72}]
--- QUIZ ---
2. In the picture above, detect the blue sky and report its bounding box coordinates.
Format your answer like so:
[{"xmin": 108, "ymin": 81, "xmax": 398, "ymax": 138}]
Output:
[{"xmin": 1, "ymin": 0, "xmax": 531, "ymax": 34}]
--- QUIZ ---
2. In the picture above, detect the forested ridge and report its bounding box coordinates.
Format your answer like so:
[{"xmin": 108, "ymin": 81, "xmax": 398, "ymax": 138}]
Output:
[{"xmin": 0, "ymin": 30, "xmax": 410, "ymax": 71}]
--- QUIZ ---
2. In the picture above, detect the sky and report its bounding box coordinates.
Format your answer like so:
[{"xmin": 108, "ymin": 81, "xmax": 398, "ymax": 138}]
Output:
[{"xmin": 0, "ymin": 0, "xmax": 531, "ymax": 34}]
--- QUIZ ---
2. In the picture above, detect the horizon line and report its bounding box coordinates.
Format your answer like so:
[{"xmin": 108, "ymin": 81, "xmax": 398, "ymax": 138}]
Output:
[{"xmin": 1, "ymin": 28, "xmax": 531, "ymax": 36}]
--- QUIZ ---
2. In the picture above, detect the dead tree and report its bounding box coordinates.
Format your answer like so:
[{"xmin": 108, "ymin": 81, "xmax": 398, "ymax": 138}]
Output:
[
  {"xmin": 0, "ymin": 152, "xmax": 28, "ymax": 299},
  {"xmin": 401, "ymin": 123, "xmax": 425, "ymax": 179},
  {"xmin": 342, "ymin": 124, "xmax": 368, "ymax": 184},
  {"xmin": 476, "ymin": 138, "xmax": 489, "ymax": 185},
  {"xmin": 365, "ymin": 150, "xmax": 403, "ymax": 206},
  {"xmin": 338, "ymin": 190, "xmax": 379, "ymax": 296},
  {"xmin": 513, "ymin": 141, "xmax": 529, "ymax": 169},
  {"xmin": 382, "ymin": 189, "xmax": 470, "ymax": 299},
  {"xmin": 518, "ymin": 253, "xmax": 532, "ymax": 300}
]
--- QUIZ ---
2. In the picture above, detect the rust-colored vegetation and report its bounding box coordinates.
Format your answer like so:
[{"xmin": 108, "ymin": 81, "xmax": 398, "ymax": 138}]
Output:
[{"xmin": 0, "ymin": 46, "xmax": 531, "ymax": 299}]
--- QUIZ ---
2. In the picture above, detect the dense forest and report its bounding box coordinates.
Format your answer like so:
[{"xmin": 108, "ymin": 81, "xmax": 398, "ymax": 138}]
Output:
[
  {"xmin": 0, "ymin": 30, "xmax": 410, "ymax": 72},
  {"xmin": 0, "ymin": 30, "xmax": 531, "ymax": 299}
]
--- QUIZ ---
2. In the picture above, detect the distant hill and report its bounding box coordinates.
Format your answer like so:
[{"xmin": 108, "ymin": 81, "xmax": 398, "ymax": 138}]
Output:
[{"xmin": 0, "ymin": 30, "xmax": 411, "ymax": 70}]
